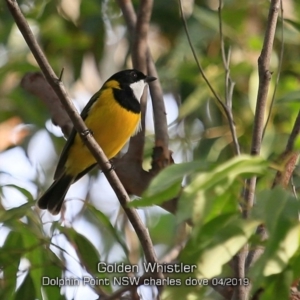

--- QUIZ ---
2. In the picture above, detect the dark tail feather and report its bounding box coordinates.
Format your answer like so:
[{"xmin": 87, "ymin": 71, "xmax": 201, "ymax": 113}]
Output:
[{"xmin": 38, "ymin": 174, "xmax": 74, "ymax": 215}]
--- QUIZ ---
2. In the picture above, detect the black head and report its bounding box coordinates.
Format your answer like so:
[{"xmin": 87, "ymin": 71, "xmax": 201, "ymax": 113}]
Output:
[
  {"xmin": 106, "ymin": 69, "xmax": 156, "ymax": 113},
  {"xmin": 108, "ymin": 69, "xmax": 156, "ymax": 87}
]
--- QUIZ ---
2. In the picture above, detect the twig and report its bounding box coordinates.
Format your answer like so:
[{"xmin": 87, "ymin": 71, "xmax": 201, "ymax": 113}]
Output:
[
  {"xmin": 272, "ymin": 110, "xmax": 300, "ymax": 188},
  {"xmin": 231, "ymin": 249, "xmax": 249, "ymax": 300},
  {"xmin": 129, "ymin": 0, "xmax": 171, "ymax": 167},
  {"xmin": 178, "ymin": 0, "xmax": 220, "ymax": 103},
  {"xmin": 6, "ymin": 0, "xmax": 158, "ymax": 273},
  {"xmin": 102, "ymin": 273, "xmax": 155, "ymax": 300},
  {"xmin": 118, "ymin": 0, "xmax": 136, "ymax": 32},
  {"xmin": 115, "ymin": 0, "xmax": 174, "ymax": 213},
  {"xmin": 262, "ymin": 0, "xmax": 284, "ymax": 138},
  {"xmin": 218, "ymin": 1, "xmax": 231, "ymax": 105},
  {"xmin": 235, "ymin": 1, "xmax": 280, "ymax": 300},
  {"xmin": 117, "ymin": 0, "xmax": 170, "ymax": 164},
  {"xmin": 131, "ymin": 0, "xmax": 153, "ymax": 73},
  {"xmin": 158, "ymin": 244, "xmax": 184, "ymax": 265},
  {"xmin": 291, "ymin": 176, "xmax": 298, "ymax": 201},
  {"xmin": 245, "ymin": 225, "xmax": 268, "ymax": 271},
  {"xmin": 128, "ymin": 0, "xmax": 154, "ymax": 159},
  {"xmin": 286, "ymin": 110, "xmax": 300, "ymax": 152},
  {"xmin": 218, "ymin": 0, "xmax": 240, "ymax": 155},
  {"xmin": 147, "ymin": 55, "xmax": 172, "ymax": 170},
  {"xmin": 242, "ymin": 0, "xmax": 280, "ymax": 216},
  {"xmin": 178, "ymin": 0, "xmax": 240, "ymax": 156}
]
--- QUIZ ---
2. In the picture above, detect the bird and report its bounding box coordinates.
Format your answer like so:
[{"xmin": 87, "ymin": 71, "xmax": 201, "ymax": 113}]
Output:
[{"xmin": 38, "ymin": 69, "xmax": 156, "ymax": 214}]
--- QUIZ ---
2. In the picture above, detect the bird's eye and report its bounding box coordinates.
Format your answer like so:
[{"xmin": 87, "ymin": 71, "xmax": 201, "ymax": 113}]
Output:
[{"xmin": 131, "ymin": 71, "xmax": 137, "ymax": 79}]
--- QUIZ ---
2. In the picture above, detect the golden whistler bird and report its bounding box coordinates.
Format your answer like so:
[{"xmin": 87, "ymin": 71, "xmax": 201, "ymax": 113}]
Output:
[{"xmin": 38, "ymin": 69, "xmax": 156, "ymax": 214}]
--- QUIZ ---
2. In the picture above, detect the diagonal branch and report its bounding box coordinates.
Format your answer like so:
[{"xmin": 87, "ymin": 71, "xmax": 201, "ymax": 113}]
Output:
[
  {"xmin": 272, "ymin": 110, "xmax": 300, "ymax": 188},
  {"xmin": 6, "ymin": 0, "xmax": 158, "ymax": 274}
]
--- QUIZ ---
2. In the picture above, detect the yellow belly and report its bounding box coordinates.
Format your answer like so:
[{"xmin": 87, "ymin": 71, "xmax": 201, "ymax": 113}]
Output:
[{"xmin": 65, "ymin": 89, "xmax": 140, "ymax": 176}]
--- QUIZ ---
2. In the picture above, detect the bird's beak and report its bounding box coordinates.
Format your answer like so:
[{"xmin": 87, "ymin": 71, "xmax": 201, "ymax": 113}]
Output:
[{"xmin": 145, "ymin": 76, "xmax": 156, "ymax": 83}]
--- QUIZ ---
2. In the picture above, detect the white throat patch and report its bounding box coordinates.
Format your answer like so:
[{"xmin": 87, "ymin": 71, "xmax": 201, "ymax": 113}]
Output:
[{"xmin": 130, "ymin": 80, "xmax": 147, "ymax": 102}]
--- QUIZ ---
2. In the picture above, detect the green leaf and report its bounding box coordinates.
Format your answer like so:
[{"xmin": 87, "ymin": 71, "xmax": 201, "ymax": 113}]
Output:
[
  {"xmin": 196, "ymin": 221, "xmax": 257, "ymax": 278},
  {"xmin": 276, "ymin": 90, "xmax": 300, "ymax": 103},
  {"xmin": 145, "ymin": 160, "xmax": 210, "ymax": 195},
  {"xmin": 129, "ymin": 160, "xmax": 210, "ymax": 208},
  {"xmin": 188, "ymin": 155, "xmax": 267, "ymax": 192},
  {"xmin": 252, "ymin": 187, "xmax": 300, "ymax": 233},
  {"xmin": 250, "ymin": 188, "xmax": 300, "ymax": 290},
  {"xmin": 177, "ymin": 155, "xmax": 267, "ymax": 222},
  {"xmin": 129, "ymin": 181, "xmax": 181, "ymax": 208},
  {"xmin": 42, "ymin": 263, "xmax": 64, "ymax": 300},
  {"xmin": 181, "ymin": 215, "xmax": 259, "ymax": 279},
  {"xmin": 15, "ymin": 272, "xmax": 36, "ymax": 300},
  {"xmin": 149, "ymin": 213, "xmax": 177, "ymax": 245},
  {"xmin": 0, "ymin": 202, "xmax": 34, "ymax": 223},
  {"xmin": 193, "ymin": 6, "xmax": 234, "ymax": 37},
  {"xmin": 60, "ymin": 227, "xmax": 100, "ymax": 275},
  {"xmin": 263, "ymin": 223, "xmax": 300, "ymax": 276},
  {"xmin": 87, "ymin": 206, "xmax": 128, "ymax": 256},
  {"xmin": 260, "ymin": 270, "xmax": 293, "ymax": 300},
  {"xmin": 22, "ymin": 231, "xmax": 43, "ymax": 300},
  {"xmin": 0, "ymin": 231, "xmax": 23, "ymax": 298},
  {"xmin": 284, "ymin": 19, "xmax": 300, "ymax": 32},
  {"xmin": 290, "ymin": 250, "xmax": 300, "ymax": 281},
  {"xmin": 0, "ymin": 184, "xmax": 34, "ymax": 202}
]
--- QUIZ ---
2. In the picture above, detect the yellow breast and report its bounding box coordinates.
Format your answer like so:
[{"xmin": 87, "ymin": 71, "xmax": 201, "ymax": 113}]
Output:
[{"xmin": 65, "ymin": 87, "xmax": 140, "ymax": 176}]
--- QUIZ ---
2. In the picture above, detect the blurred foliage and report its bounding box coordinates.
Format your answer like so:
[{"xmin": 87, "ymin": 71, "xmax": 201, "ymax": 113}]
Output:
[{"xmin": 1, "ymin": 0, "xmax": 300, "ymax": 299}]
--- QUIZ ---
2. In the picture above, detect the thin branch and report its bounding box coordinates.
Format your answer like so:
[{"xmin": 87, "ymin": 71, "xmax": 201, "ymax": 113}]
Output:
[
  {"xmin": 218, "ymin": 1, "xmax": 230, "ymax": 105},
  {"xmin": 178, "ymin": 0, "xmax": 240, "ymax": 156},
  {"xmin": 235, "ymin": 1, "xmax": 280, "ymax": 299},
  {"xmin": 272, "ymin": 110, "xmax": 300, "ymax": 188},
  {"xmin": 286, "ymin": 110, "xmax": 300, "ymax": 152},
  {"xmin": 178, "ymin": 0, "xmax": 221, "ymax": 103},
  {"xmin": 115, "ymin": 0, "xmax": 174, "ymax": 213},
  {"xmin": 124, "ymin": 0, "xmax": 171, "ymax": 166},
  {"xmin": 231, "ymin": 249, "xmax": 248, "ymax": 300},
  {"xmin": 218, "ymin": 0, "xmax": 240, "ymax": 155},
  {"xmin": 245, "ymin": 224, "xmax": 268, "ymax": 273},
  {"xmin": 118, "ymin": 0, "xmax": 136, "ymax": 31},
  {"xmin": 291, "ymin": 177, "xmax": 298, "ymax": 200},
  {"xmin": 117, "ymin": 0, "xmax": 170, "ymax": 164},
  {"xmin": 242, "ymin": 0, "xmax": 280, "ymax": 216},
  {"xmin": 147, "ymin": 55, "xmax": 172, "ymax": 170},
  {"xmin": 218, "ymin": 2, "xmax": 245, "ymax": 298},
  {"xmin": 262, "ymin": 0, "xmax": 284, "ymax": 138},
  {"xmin": 6, "ymin": 0, "xmax": 158, "ymax": 271},
  {"xmin": 131, "ymin": 0, "xmax": 153, "ymax": 73},
  {"xmin": 127, "ymin": 0, "xmax": 154, "ymax": 159},
  {"xmin": 102, "ymin": 273, "xmax": 155, "ymax": 300}
]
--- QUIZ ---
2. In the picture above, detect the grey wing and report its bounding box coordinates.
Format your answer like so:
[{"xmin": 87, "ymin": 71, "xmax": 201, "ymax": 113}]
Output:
[{"xmin": 53, "ymin": 90, "xmax": 101, "ymax": 180}]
